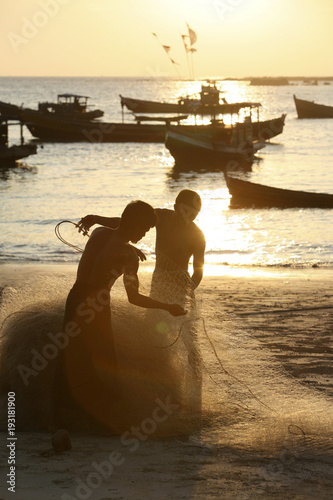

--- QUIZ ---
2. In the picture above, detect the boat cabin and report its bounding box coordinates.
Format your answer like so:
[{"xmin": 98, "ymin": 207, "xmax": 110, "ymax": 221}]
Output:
[{"xmin": 38, "ymin": 94, "xmax": 90, "ymax": 115}]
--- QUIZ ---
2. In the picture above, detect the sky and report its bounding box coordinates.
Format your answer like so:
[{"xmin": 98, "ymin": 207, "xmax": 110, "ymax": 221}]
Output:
[{"xmin": 1, "ymin": 0, "xmax": 333, "ymax": 78}]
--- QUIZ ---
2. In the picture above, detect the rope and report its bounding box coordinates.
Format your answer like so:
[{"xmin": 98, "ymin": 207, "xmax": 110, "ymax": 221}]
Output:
[
  {"xmin": 155, "ymin": 314, "xmax": 275, "ymax": 413},
  {"xmin": 54, "ymin": 220, "xmax": 88, "ymax": 253}
]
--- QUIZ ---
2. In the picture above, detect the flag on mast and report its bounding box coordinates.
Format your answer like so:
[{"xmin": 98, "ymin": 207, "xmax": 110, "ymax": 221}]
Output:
[
  {"xmin": 151, "ymin": 33, "xmax": 181, "ymax": 77},
  {"xmin": 186, "ymin": 23, "xmax": 197, "ymax": 46},
  {"xmin": 182, "ymin": 24, "xmax": 197, "ymax": 80}
]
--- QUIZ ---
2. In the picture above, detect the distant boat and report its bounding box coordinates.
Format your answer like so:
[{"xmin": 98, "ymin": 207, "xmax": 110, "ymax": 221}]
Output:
[
  {"xmin": 0, "ymin": 94, "xmax": 104, "ymax": 122},
  {"xmin": 293, "ymin": 95, "xmax": 333, "ymax": 119},
  {"xmin": 0, "ymin": 117, "xmax": 37, "ymax": 166},
  {"xmin": 250, "ymin": 77, "xmax": 289, "ymax": 86},
  {"xmin": 120, "ymin": 82, "xmax": 229, "ymax": 115},
  {"xmin": 224, "ymin": 173, "xmax": 333, "ymax": 208},
  {"xmin": 121, "ymin": 83, "xmax": 286, "ymax": 141}
]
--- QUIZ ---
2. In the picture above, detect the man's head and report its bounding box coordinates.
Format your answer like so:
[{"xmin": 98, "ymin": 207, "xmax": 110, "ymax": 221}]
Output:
[
  {"xmin": 174, "ymin": 190, "xmax": 202, "ymax": 223},
  {"xmin": 120, "ymin": 200, "xmax": 156, "ymax": 243}
]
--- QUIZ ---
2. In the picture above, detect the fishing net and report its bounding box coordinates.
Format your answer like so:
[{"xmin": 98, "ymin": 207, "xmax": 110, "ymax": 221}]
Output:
[{"xmin": 0, "ymin": 248, "xmax": 332, "ymax": 460}]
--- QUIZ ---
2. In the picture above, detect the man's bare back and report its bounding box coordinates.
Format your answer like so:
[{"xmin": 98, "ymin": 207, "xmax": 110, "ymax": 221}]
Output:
[
  {"xmin": 154, "ymin": 208, "xmax": 205, "ymax": 286},
  {"xmin": 77, "ymin": 190, "xmax": 206, "ymax": 290}
]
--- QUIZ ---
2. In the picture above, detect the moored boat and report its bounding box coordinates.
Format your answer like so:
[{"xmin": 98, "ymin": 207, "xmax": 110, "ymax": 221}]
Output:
[
  {"xmin": 165, "ymin": 102, "xmax": 266, "ymax": 170},
  {"xmin": 224, "ymin": 173, "xmax": 333, "ymax": 208},
  {"xmin": 0, "ymin": 94, "xmax": 104, "ymax": 122},
  {"xmin": 165, "ymin": 128, "xmax": 260, "ymax": 169},
  {"xmin": 0, "ymin": 117, "xmax": 37, "ymax": 166},
  {"xmin": 293, "ymin": 95, "xmax": 333, "ymax": 119},
  {"xmin": 38, "ymin": 94, "xmax": 104, "ymax": 120},
  {"xmin": 120, "ymin": 82, "xmax": 228, "ymax": 115}
]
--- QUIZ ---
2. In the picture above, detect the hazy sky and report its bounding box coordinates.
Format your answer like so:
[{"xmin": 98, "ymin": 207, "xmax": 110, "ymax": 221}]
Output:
[{"xmin": 1, "ymin": 0, "xmax": 333, "ymax": 78}]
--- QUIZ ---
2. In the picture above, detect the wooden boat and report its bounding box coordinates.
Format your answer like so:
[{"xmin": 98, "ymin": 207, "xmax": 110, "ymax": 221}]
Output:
[
  {"xmin": 0, "ymin": 94, "xmax": 104, "ymax": 122},
  {"xmin": 38, "ymin": 94, "xmax": 104, "ymax": 120},
  {"xmin": 224, "ymin": 173, "xmax": 333, "ymax": 208},
  {"xmin": 0, "ymin": 93, "xmax": 285, "ymax": 143},
  {"xmin": 120, "ymin": 81, "xmax": 270, "ymax": 118},
  {"xmin": 0, "ymin": 117, "xmax": 37, "ymax": 166},
  {"xmin": 166, "ymin": 121, "xmax": 264, "ymax": 169},
  {"xmin": 293, "ymin": 95, "xmax": 333, "ymax": 119},
  {"xmin": 251, "ymin": 114, "xmax": 286, "ymax": 141},
  {"xmin": 120, "ymin": 82, "xmax": 227, "ymax": 115}
]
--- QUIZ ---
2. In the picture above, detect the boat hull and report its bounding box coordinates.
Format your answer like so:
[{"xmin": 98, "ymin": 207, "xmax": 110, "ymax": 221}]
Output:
[
  {"xmin": 0, "ymin": 143, "xmax": 37, "ymax": 166},
  {"xmin": 0, "ymin": 100, "xmax": 286, "ymax": 143},
  {"xmin": 166, "ymin": 129, "xmax": 256, "ymax": 170},
  {"xmin": 294, "ymin": 95, "xmax": 333, "ymax": 118},
  {"xmin": 224, "ymin": 173, "xmax": 333, "ymax": 208},
  {"xmin": 252, "ymin": 114, "xmax": 286, "ymax": 141}
]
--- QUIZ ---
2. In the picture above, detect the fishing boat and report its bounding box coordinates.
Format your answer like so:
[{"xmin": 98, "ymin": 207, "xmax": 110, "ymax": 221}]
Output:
[
  {"xmin": 37, "ymin": 94, "xmax": 104, "ymax": 120},
  {"xmin": 165, "ymin": 127, "xmax": 262, "ymax": 169},
  {"xmin": 0, "ymin": 94, "xmax": 104, "ymax": 122},
  {"xmin": 293, "ymin": 95, "xmax": 333, "ymax": 119},
  {"xmin": 224, "ymin": 173, "xmax": 333, "ymax": 208},
  {"xmin": 120, "ymin": 82, "xmax": 228, "ymax": 115},
  {"xmin": 251, "ymin": 114, "xmax": 286, "ymax": 141},
  {"xmin": 165, "ymin": 101, "xmax": 265, "ymax": 169},
  {"xmin": 0, "ymin": 93, "xmax": 285, "ymax": 143},
  {"xmin": 1, "ymin": 109, "xmax": 189, "ymax": 142},
  {"xmin": 121, "ymin": 84, "xmax": 286, "ymax": 141},
  {"xmin": 0, "ymin": 117, "xmax": 37, "ymax": 166}
]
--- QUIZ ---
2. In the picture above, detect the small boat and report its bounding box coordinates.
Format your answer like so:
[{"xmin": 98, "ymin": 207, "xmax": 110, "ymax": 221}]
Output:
[
  {"xmin": 0, "ymin": 94, "xmax": 104, "ymax": 122},
  {"xmin": 166, "ymin": 123, "xmax": 264, "ymax": 170},
  {"xmin": 121, "ymin": 87, "xmax": 286, "ymax": 141},
  {"xmin": 38, "ymin": 94, "xmax": 104, "ymax": 120},
  {"xmin": 293, "ymin": 95, "xmax": 333, "ymax": 119},
  {"xmin": 250, "ymin": 77, "xmax": 289, "ymax": 86},
  {"xmin": 120, "ymin": 82, "xmax": 228, "ymax": 115},
  {"xmin": 224, "ymin": 173, "xmax": 333, "ymax": 208},
  {"xmin": 251, "ymin": 114, "xmax": 286, "ymax": 141},
  {"xmin": 0, "ymin": 117, "xmax": 37, "ymax": 166}
]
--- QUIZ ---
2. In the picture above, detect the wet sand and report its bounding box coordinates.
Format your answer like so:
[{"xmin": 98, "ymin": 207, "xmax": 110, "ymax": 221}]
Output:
[{"xmin": 0, "ymin": 263, "xmax": 332, "ymax": 499}]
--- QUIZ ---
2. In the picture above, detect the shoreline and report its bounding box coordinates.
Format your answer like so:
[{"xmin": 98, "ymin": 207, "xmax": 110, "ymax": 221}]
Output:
[{"xmin": 1, "ymin": 260, "xmax": 333, "ymax": 283}]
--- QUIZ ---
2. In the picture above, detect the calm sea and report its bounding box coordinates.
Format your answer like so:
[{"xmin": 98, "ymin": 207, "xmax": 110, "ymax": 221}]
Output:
[{"xmin": 1, "ymin": 76, "xmax": 333, "ymax": 271}]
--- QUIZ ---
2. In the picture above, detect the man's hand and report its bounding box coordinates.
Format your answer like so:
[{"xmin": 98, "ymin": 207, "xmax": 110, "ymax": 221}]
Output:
[
  {"xmin": 77, "ymin": 215, "xmax": 96, "ymax": 235},
  {"xmin": 167, "ymin": 304, "xmax": 187, "ymax": 316},
  {"xmin": 130, "ymin": 246, "xmax": 146, "ymax": 262}
]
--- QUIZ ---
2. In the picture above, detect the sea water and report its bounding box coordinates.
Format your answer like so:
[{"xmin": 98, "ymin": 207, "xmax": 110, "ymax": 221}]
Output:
[{"xmin": 1, "ymin": 76, "xmax": 333, "ymax": 269}]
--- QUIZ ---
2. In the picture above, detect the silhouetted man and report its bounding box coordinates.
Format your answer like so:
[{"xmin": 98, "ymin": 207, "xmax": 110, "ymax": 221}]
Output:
[{"xmin": 52, "ymin": 200, "xmax": 186, "ymax": 430}]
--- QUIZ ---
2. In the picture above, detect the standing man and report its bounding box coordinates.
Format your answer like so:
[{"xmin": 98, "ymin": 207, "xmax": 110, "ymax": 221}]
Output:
[{"xmin": 52, "ymin": 200, "xmax": 186, "ymax": 431}]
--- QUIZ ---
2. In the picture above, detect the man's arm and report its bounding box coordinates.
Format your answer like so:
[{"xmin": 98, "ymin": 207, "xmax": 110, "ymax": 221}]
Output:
[
  {"xmin": 77, "ymin": 215, "xmax": 120, "ymax": 233},
  {"xmin": 191, "ymin": 232, "xmax": 206, "ymax": 289},
  {"xmin": 77, "ymin": 215, "xmax": 146, "ymax": 261},
  {"xmin": 123, "ymin": 252, "xmax": 186, "ymax": 316}
]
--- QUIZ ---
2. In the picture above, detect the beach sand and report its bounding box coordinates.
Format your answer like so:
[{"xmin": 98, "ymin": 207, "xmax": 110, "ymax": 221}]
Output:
[{"xmin": 0, "ymin": 263, "xmax": 332, "ymax": 499}]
